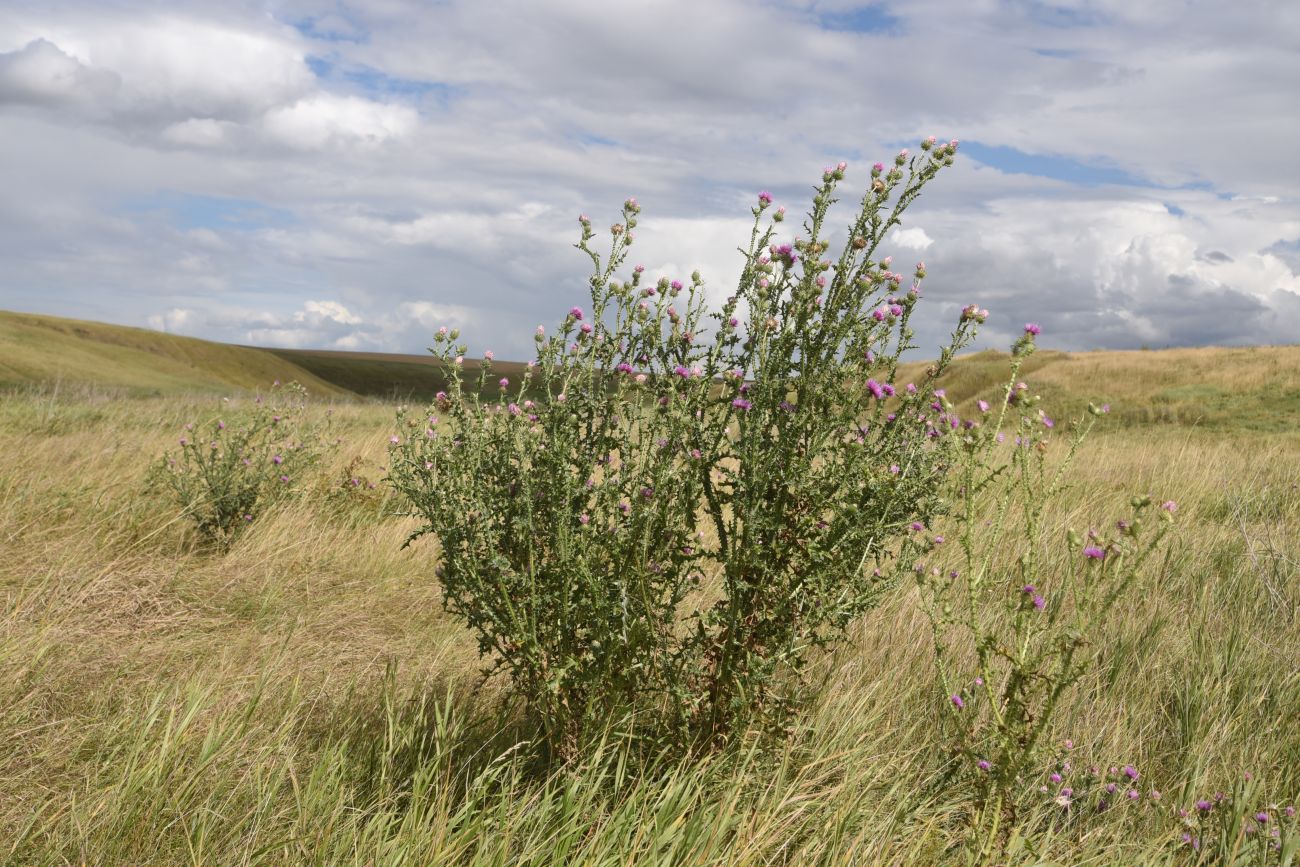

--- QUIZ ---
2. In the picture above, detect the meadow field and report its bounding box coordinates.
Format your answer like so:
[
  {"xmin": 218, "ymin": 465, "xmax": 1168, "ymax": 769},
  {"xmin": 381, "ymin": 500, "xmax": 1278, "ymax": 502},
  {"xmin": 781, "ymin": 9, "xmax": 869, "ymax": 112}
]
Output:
[{"xmin": 1, "ymin": 313, "xmax": 1298, "ymax": 864}]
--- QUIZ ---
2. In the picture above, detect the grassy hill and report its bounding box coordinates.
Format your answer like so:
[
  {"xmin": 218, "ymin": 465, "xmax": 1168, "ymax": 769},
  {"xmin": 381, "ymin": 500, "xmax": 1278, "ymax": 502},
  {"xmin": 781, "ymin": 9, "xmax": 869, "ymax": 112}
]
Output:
[
  {"xmin": 3, "ymin": 309, "xmax": 1298, "ymax": 430},
  {"xmin": 0, "ymin": 310, "xmax": 348, "ymax": 398}
]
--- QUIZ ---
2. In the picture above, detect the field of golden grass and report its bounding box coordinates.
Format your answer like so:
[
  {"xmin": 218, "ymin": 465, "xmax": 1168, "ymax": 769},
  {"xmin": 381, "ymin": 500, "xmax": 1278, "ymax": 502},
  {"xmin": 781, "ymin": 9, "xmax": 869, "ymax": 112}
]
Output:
[{"xmin": 1, "ymin": 337, "xmax": 1298, "ymax": 863}]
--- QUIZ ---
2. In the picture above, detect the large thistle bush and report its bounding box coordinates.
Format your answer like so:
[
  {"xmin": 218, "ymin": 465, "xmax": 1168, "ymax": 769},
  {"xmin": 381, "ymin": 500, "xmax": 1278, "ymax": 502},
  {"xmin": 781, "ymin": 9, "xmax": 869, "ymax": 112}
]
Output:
[{"xmin": 389, "ymin": 138, "xmax": 1013, "ymax": 755}]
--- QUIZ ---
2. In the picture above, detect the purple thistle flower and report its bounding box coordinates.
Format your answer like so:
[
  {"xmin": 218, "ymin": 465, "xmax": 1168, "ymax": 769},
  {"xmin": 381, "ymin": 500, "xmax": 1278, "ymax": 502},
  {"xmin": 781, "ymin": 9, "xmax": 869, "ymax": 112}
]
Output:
[
  {"xmin": 950, "ymin": 694, "xmax": 964, "ymax": 709},
  {"xmin": 732, "ymin": 398, "xmax": 752, "ymax": 411},
  {"xmin": 757, "ymin": 190, "xmax": 772, "ymax": 206},
  {"xmin": 977, "ymin": 760, "xmax": 991, "ymax": 772},
  {"xmin": 1033, "ymin": 595, "xmax": 1046, "ymax": 609},
  {"xmin": 1124, "ymin": 765, "xmax": 1139, "ymax": 780},
  {"xmin": 1196, "ymin": 800, "xmax": 1213, "ymax": 812},
  {"xmin": 866, "ymin": 379, "xmax": 885, "ymax": 400},
  {"xmin": 1083, "ymin": 546, "xmax": 1106, "ymax": 560},
  {"xmin": 1024, "ymin": 322, "xmax": 1042, "ymax": 336},
  {"xmin": 1256, "ymin": 812, "xmax": 1269, "ymax": 824},
  {"xmin": 569, "ymin": 306, "xmax": 584, "ymax": 320},
  {"xmin": 499, "ymin": 377, "xmax": 510, "ymax": 389}
]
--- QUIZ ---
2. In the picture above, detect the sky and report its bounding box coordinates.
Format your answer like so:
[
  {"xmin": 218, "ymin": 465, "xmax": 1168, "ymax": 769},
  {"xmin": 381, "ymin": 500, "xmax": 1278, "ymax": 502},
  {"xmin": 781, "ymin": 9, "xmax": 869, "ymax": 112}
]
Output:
[{"xmin": 1, "ymin": 0, "xmax": 1298, "ymax": 361}]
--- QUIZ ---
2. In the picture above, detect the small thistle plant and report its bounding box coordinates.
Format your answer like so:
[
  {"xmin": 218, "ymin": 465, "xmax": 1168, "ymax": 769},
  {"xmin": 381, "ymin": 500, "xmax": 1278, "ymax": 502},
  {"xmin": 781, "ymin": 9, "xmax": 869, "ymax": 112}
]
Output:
[
  {"xmin": 916, "ymin": 332, "xmax": 1177, "ymax": 858},
  {"xmin": 153, "ymin": 381, "xmax": 325, "ymax": 546}
]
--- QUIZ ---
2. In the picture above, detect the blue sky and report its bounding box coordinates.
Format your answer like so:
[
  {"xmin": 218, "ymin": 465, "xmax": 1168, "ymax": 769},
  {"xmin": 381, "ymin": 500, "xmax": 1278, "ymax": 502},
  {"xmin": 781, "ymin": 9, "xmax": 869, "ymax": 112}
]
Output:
[{"xmin": 1, "ymin": 0, "xmax": 1298, "ymax": 357}]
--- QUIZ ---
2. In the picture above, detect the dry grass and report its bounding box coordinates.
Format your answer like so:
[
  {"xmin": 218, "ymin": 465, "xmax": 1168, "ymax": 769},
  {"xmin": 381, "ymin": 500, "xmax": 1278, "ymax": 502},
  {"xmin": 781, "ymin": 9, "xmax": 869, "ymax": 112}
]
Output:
[{"xmin": 1, "ymin": 365, "xmax": 1297, "ymax": 863}]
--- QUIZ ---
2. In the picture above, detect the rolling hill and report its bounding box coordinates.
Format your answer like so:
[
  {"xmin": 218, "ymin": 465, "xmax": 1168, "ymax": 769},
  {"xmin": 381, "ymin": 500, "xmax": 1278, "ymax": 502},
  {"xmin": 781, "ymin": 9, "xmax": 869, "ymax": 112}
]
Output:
[{"xmin": 3, "ymin": 308, "xmax": 1297, "ymax": 431}]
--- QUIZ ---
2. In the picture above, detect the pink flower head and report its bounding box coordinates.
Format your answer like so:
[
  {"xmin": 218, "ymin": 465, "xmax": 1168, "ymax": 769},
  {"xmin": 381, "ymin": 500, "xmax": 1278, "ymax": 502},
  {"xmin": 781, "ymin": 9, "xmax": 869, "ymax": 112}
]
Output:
[
  {"xmin": 569, "ymin": 306, "xmax": 584, "ymax": 320},
  {"xmin": 977, "ymin": 400, "xmax": 990, "ymax": 413},
  {"xmin": 1083, "ymin": 546, "xmax": 1106, "ymax": 560},
  {"xmin": 1024, "ymin": 322, "xmax": 1042, "ymax": 336},
  {"xmin": 272, "ymin": 454, "xmax": 283, "ymax": 465},
  {"xmin": 499, "ymin": 377, "xmax": 509, "ymax": 389},
  {"xmin": 1161, "ymin": 500, "xmax": 1178, "ymax": 512},
  {"xmin": 950, "ymin": 694, "xmax": 964, "ymax": 709},
  {"xmin": 484, "ymin": 350, "xmax": 494, "ymax": 361},
  {"xmin": 757, "ymin": 190, "xmax": 772, "ymax": 206}
]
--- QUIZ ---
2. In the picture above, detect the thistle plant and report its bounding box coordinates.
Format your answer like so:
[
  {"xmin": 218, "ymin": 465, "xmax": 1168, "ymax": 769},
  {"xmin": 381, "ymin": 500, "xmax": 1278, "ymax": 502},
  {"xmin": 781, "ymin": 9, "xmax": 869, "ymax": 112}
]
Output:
[
  {"xmin": 389, "ymin": 138, "xmax": 1007, "ymax": 757},
  {"xmin": 916, "ymin": 334, "xmax": 1176, "ymax": 860},
  {"xmin": 152, "ymin": 381, "xmax": 325, "ymax": 546}
]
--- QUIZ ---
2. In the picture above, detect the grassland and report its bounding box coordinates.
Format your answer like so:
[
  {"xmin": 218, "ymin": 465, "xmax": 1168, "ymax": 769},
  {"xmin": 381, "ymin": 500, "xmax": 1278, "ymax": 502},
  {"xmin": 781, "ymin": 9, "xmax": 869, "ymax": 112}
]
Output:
[{"xmin": 1, "ymin": 313, "xmax": 1298, "ymax": 864}]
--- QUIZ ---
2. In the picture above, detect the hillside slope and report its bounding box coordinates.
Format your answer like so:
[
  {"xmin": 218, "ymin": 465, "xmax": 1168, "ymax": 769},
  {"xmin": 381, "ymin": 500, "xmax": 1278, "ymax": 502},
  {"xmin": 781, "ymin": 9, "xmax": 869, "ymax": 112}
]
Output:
[{"xmin": 0, "ymin": 310, "xmax": 348, "ymax": 397}]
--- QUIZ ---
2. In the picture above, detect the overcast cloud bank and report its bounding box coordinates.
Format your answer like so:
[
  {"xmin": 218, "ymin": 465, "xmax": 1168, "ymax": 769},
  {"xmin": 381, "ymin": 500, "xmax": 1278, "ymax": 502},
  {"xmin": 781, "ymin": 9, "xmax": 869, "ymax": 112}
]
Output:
[{"xmin": 1, "ymin": 0, "xmax": 1297, "ymax": 360}]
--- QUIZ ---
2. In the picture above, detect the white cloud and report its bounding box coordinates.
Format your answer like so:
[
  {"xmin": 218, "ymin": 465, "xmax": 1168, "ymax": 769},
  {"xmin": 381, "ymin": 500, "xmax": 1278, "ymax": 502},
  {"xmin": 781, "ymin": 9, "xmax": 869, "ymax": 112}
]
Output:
[
  {"xmin": 261, "ymin": 94, "xmax": 418, "ymax": 151},
  {"xmin": 889, "ymin": 227, "xmax": 934, "ymax": 251},
  {"xmin": 160, "ymin": 117, "xmax": 235, "ymax": 148}
]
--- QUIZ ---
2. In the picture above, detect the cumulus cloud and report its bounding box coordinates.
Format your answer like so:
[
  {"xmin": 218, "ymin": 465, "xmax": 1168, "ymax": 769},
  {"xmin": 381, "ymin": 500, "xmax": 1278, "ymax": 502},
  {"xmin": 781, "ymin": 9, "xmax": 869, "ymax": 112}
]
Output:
[
  {"xmin": 261, "ymin": 94, "xmax": 417, "ymax": 150},
  {"xmin": 1, "ymin": 0, "xmax": 1297, "ymax": 360},
  {"xmin": 0, "ymin": 38, "xmax": 119, "ymax": 105}
]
